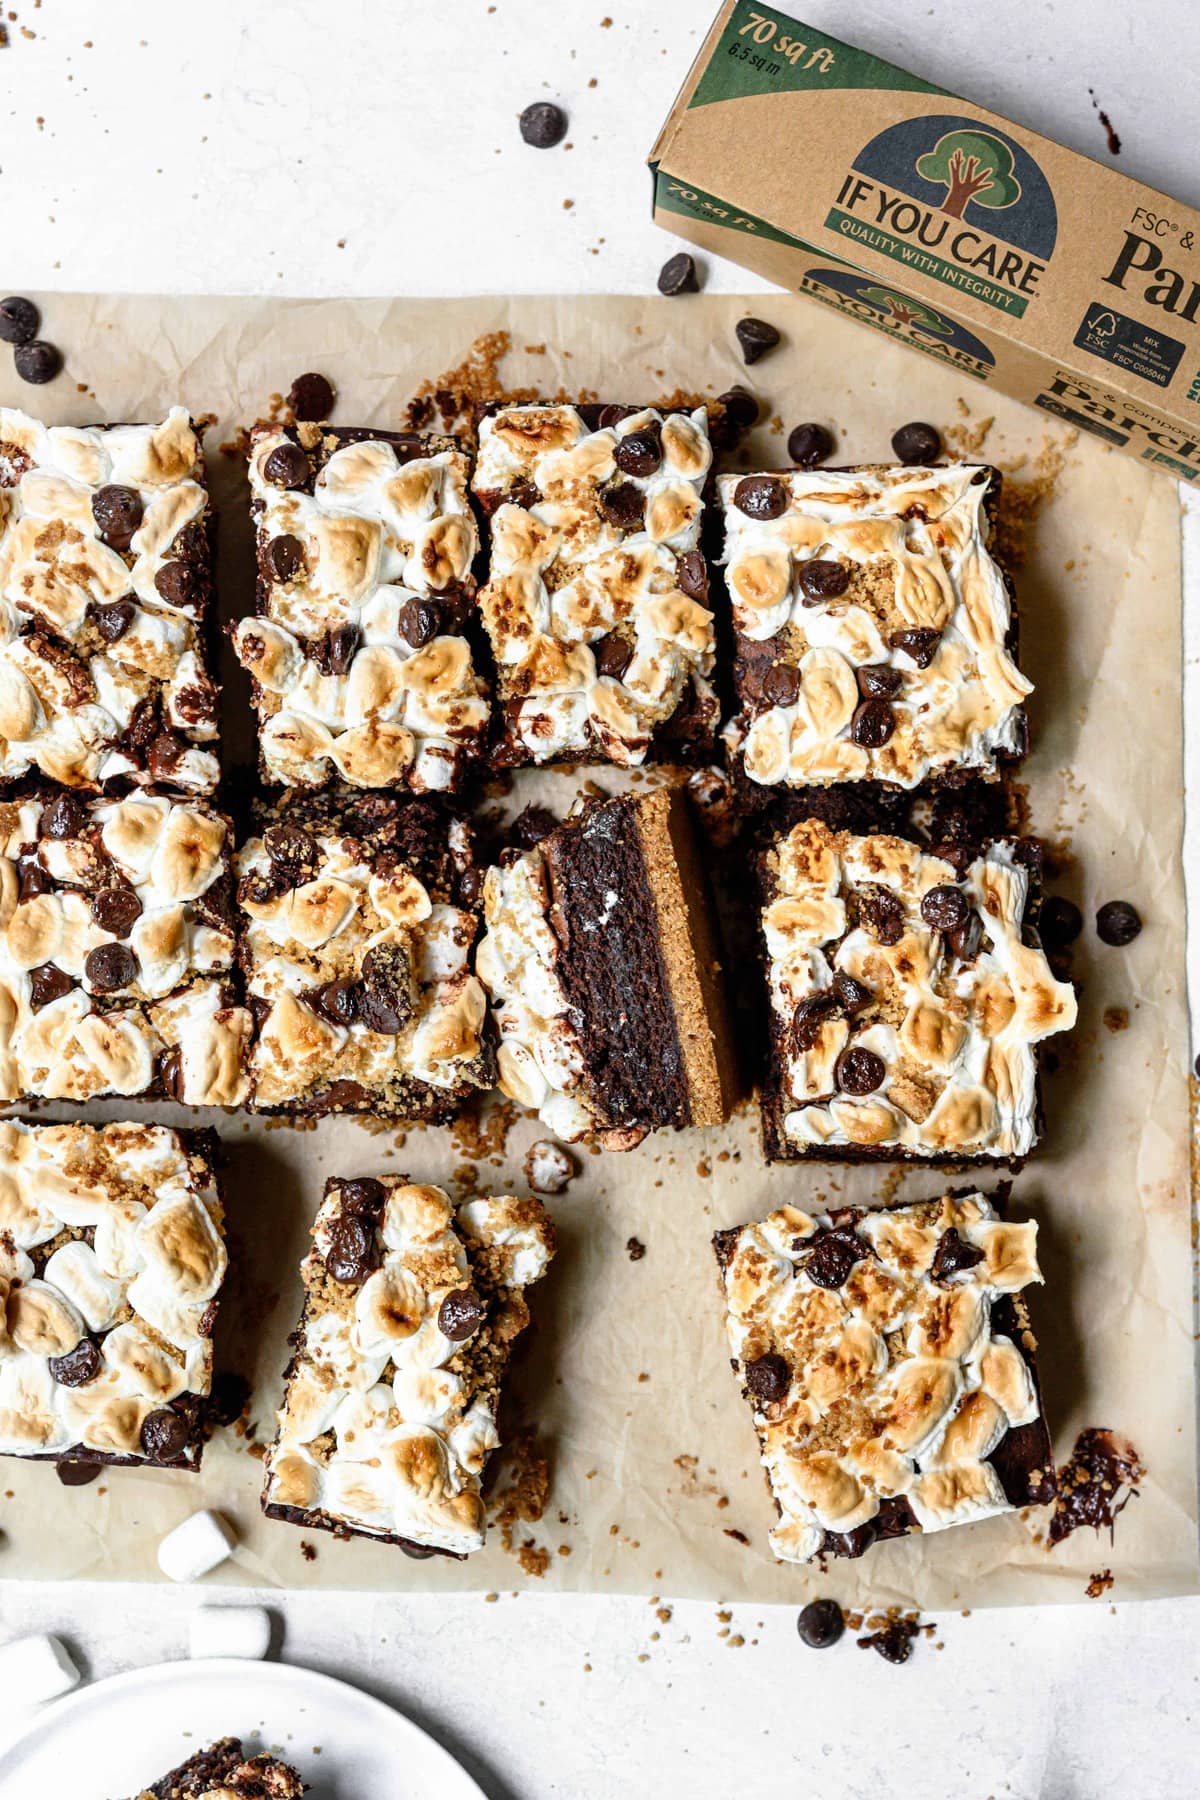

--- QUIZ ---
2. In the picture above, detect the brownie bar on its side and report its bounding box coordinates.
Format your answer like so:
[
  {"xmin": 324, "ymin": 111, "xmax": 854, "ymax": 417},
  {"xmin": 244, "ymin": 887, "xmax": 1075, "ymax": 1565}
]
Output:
[
  {"xmin": 471, "ymin": 402, "xmax": 719, "ymax": 768},
  {"xmin": 232, "ymin": 422, "xmax": 489, "ymax": 793},
  {"xmin": 719, "ymin": 463, "xmax": 1028, "ymax": 792},
  {"xmin": 476, "ymin": 785, "xmax": 737, "ymax": 1147},
  {"xmin": 0, "ymin": 407, "xmax": 220, "ymax": 794},
  {"xmin": 263, "ymin": 1177, "xmax": 554, "ymax": 1556},
  {"xmin": 757, "ymin": 814, "xmax": 1076, "ymax": 1165},
  {"xmin": 0, "ymin": 1120, "xmax": 227, "ymax": 1475},
  {"xmin": 0, "ymin": 788, "xmax": 250, "ymax": 1106},
  {"xmin": 136, "ymin": 1736, "xmax": 305, "ymax": 1798},
  {"xmin": 713, "ymin": 1188, "xmax": 1056, "ymax": 1564},
  {"xmin": 236, "ymin": 791, "xmax": 493, "ymax": 1118}
]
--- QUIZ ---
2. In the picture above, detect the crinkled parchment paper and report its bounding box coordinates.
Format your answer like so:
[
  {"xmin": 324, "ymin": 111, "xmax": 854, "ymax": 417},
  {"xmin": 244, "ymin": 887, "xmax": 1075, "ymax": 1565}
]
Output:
[{"xmin": 0, "ymin": 293, "xmax": 1194, "ymax": 1609}]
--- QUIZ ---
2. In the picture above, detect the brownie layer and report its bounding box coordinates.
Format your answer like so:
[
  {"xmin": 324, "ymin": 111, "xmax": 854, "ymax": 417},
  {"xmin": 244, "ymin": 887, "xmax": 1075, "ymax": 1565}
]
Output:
[{"xmin": 139, "ymin": 1735, "xmax": 305, "ymax": 1798}]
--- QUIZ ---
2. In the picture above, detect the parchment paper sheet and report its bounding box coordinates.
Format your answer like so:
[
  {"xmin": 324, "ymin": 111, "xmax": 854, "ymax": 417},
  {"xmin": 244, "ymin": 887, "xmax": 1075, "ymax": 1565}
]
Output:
[{"xmin": 0, "ymin": 293, "xmax": 1194, "ymax": 1610}]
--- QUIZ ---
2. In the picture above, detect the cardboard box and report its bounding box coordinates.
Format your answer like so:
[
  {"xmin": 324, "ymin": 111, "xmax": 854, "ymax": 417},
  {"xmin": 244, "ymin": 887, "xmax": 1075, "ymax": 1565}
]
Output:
[{"xmin": 650, "ymin": 0, "xmax": 1200, "ymax": 482}]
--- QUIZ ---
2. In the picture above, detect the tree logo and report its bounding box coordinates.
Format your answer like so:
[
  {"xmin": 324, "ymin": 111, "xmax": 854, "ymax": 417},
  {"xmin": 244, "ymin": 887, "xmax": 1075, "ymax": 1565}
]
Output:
[
  {"xmin": 798, "ymin": 266, "xmax": 996, "ymax": 374},
  {"xmin": 856, "ymin": 286, "xmax": 954, "ymax": 335},
  {"xmin": 914, "ymin": 130, "xmax": 1021, "ymax": 221}
]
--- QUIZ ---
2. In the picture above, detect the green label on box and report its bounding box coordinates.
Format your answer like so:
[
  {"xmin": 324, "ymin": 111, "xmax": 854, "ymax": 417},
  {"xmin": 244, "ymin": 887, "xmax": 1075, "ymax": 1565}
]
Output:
[
  {"xmin": 690, "ymin": 1, "xmax": 943, "ymax": 107},
  {"xmin": 654, "ymin": 169, "xmax": 830, "ymax": 251},
  {"xmin": 825, "ymin": 207, "xmax": 1029, "ymax": 316}
]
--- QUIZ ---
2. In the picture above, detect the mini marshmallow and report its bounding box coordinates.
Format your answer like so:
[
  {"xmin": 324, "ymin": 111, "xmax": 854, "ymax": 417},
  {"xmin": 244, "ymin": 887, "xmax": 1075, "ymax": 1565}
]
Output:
[
  {"xmin": 188, "ymin": 1605, "xmax": 272, "ymax": 1661},
  {"xmin": 524, "ymin": 1138, "xmax": 577, "ymax": 1195},
  {"xmin": 157, "ymin": 1509, "xmax": 236, "ymax": 1583},
  {"xmin": 0, "ymin": 1633, "xmax": 81, "ymax": 1705}
]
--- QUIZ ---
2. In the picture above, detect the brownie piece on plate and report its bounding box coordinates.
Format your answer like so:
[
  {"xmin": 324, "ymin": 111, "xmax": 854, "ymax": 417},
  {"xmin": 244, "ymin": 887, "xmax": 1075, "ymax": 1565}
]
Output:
[
  {"xmin": 0, "ymin": 789, "xmax": 250, "ymax": 1105},
  {"xmin": 262, "ymin": 1176, "xmax": 554, "ymax": 1557},
  {"xmin": 136, "ymin": 1736, "xmax": 305, "ymax": 1798},
  {"xmin": 471, "ymin": 402, "xmax": 718, "ymax": 766},
  {"xmin": 476, "ymin": 785, "xmax": 736, "ymax": 1147},
  {"xmin": 232, "ymin": 423, "xmax": 489, "ymax": 793},
  {"xmin": 0, "ymin": 407, "xmax": 220, "ymax": 793},
  {"xmin": 713, "ymin": 1188, "xmax": 1055, "ymax": 1562},
  {"xmin": 0, "ymin": 1120, "xmax": 227, "ymax": 1474},
  {"xmin": 719, "ymin": 463, "xmax": 1028, "ymax": 790},
  {"xmin": 236, "ymin": 791, "xmax": 493, "ymax": 1118},
  {"xmin": 757, "ymin": 814, "xmax": 1076, "ymax": 1164}
]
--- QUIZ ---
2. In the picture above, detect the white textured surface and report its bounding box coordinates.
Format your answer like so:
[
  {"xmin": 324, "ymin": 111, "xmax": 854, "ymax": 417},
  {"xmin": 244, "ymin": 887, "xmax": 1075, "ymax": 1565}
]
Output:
[{"xmin": 2, "ymin": 1, "xmax": 1199, "ymax": 1796}]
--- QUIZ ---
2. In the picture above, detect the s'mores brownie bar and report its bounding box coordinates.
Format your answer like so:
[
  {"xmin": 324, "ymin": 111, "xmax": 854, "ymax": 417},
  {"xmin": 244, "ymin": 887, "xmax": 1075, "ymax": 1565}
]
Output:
[
  {"xmin": 0, "ymin": 407, "xmax": 219, "ymax": 794},
  {"xmin": 135, "ymin": 1738, "xmax": 305, "ymax": 1798},
  {"xmin": 713, "ymin": 1189, "xmax": 1055, "ymax": 1562},
  {"xmin": 758, "ymin": 816, "xmax": 1076, "ymax": 1163},
  {"xmin": 720, "ymin": 463, "xmax": 1029, "ymax": 790},
  {"xmin": 471, "ymin": 403, "xmax": 718, "ymax": 766},
  {"xmin": 237, "ymin": 792, "xmax": 493, "ymax": 1118},
  {"xmin": 263, "ymin": 1177, "xmax": 554, "ymax": 1557},
  {"xmin": 232, "ymin": 423, "xmax": 489, "ymax": 793},
  {"xmin": 0, "ymin": 789, "xmax": 250, "ymax": 1106},
  {"xmin": 476, "ymin": 786, "xmax": 736, "ymax": 1147},
  {"xmin": 0, "ymin": 1120, "xmax": 227, "ymax": 1473}
]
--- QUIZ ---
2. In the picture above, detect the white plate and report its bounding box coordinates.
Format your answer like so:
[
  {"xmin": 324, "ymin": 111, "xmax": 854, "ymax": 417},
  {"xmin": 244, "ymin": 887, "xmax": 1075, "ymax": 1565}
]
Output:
[{"xmin": 0, "ymin": 1657, "xmax": 488, "ymax": 1799}]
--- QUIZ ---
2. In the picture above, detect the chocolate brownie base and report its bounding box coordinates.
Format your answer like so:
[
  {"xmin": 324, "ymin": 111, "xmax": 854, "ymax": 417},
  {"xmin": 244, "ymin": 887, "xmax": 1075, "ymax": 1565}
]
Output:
[{"xmin": 139, "ymin": 1735, "xmax": 305, "ymax": 1798}]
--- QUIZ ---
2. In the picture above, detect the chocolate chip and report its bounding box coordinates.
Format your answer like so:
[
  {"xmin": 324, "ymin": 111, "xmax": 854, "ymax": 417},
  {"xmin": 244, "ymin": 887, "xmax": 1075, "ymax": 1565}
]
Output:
[
  {"xmin": 931, "ymin": 1227, "xmax": 985, "ymax": 1285},
  {"xmin": 310, "ymin": 978, "xmax": 360, "ymax": 1027},
  {"xmin": 18, "ymin": 861, "xmax": 49, "ymax": 903},
  {"xmin": 834, "ymin": 1045, "xmax": 885, "ymax": 1097},
  {"xmin": 14, "ymin": 340, "xmax": 61, "ymax": 384},
  {"xmin": 798, "ymin": 1599, "xmax": 845, "ymax": 1649},
  {"xmin": 718, "ymin": 386, "xmax": 759, "ymax": 430},
  {"xmin": 889, "ymin": 627, "xmax": 941, "ymax": 669},
  {"xmin": 398, "ymin": 596, "xmax": 441, "ymax": 648},
  {"xmin": 597, "ymin": 404, "xmax": 638, "ymax": 430},
  {"xmin": 832, "ymin": 971, "xmax": 871, "ymax": 1014},
  {"xmin": 264, "ymin": 824, "xmax": 318, "ymax": 880},
  {"xmin": 947, "ymin": 909, "xmax": 984, "ymax": 962},
  {"xmin": 339, "ymin": 1177, "xmax": 386, "ymax": 1217},
  {"xmin": 512, "ymin": 805, "xmax": 557, "ymax": 849},
  {"xmin": 154, "ymin": 559, "xmax": 197, "ymax": 608},
  {"xmin": 859, "ymin": 886, "xmax": 904, "ymax": 946},
  {"xmin": 324, "ymin": 1214, "xmax": 378, "ymax": 1285},
  {"xmin": 804, "ymin": 1227, "xmax": 866, "ymax": 1288},
  {"xmin": 358, "ymin": 985, "xmax": 408, "ymax": 1035},
  {"xmin": 891, "ymin": 420, "xmax": 942, "ymax": 465},
  {"xmin": 263, "ymin": 440, "xmax": 310, "ymax": 489},
  {"xmin": 91, "ymin": 887, "xmax": 142, "ymax": 937},
  {"xmin": 85, "ymin": 942, "xmax": 138, "ymax": 993},
  {"xmin": 458, "ymin": 866, "xmax": 484, "ymax": 908},
  {"xmin": 600, "ymin": 482, "xmax": 645, "ymax": 530},
  {"xmin": 127, "ymin": 698, "xmax": 159, "ymax": 756},
  {"xmin": 787, "ymin": 422, "xmax": 834, "ymax": 468},
  {"xmin": 733, "ymin": 475, "xmax": 786, "ymax": 521},
  {"xmin": 761, "ymin": 662, "xmax": 800, "ymax": 708},
  {"xmin": 147, "ymin": 730, "xmax": 188, "ymax": 782},
  {"xmin": 269, "ymin": 533, "xmax": 306, "ymax": 581},
  {"xmin": 93, "ymin": 599, "xmax": 135, "ymax": 642},
  {"xmin": 657, "ymin": 252, "xmax": 698, "ymax": 296},
  {"xmin": 1039, "ymin": 896, "xmax": 1083, "ymax": 948},
  {"xmin": 92, "ymin": 485, "xmax": 143, "ymax": 551},
  {"xmin": 594, "ymin": 631, "xmax": 633, "ymax": 681},
  {"xmin": 677, "ymin": 549, "xmax": 707, "ymax": 599},
  {"xmin": 40, "ymin": 793, "xmax": 85, "ymax": 840},
  {"xmin": 519, "ymin": 100, "xmax": 567, "ymax": 148},
  {"xmin": 791, "ymin": 990, "xmax": 839, "ymax": 1052},
  {"xmin": 920, "ymin": 884, "xmax": 969, "ymax": 932},
  {"xmin": 312, "ymin": 621, "xmax": 361, "ymax": 675},
  {"xmin": 735, "ymin": 317, "xmax": 781, "ymax": 364},
  {"xmin": 29, "ymin": 962, "xmax": 73, "ymax": 1011},
  {"xmin": 744, "ymin": 1351, "xmax": 789, "ymax": 1402},
  {"xmin": 399, "ymin": 1538, "xmax": 438, "ymax": 1559},
  {"xmin": 55, "ymin": 1459, "xmax": 101, "ymax": 1487},
  {"xmin": 438, "ymin": 1286, "xmax": 484, "ymax": 1341},
  {"xmin": 48, "ymin": 1339, "xmax": 102, "ymax": 1387},
  {"xmin": 158, "ymin": 1048, "xmax": 184, "ymax": 1100},
  {"xmin": 288, "ymin": 371, "xmax": 335, "ymax": 421},
  {"xmin": 1096, "ymin": 900, "xmax": 1141, "ymax": 946},
  {"xmin": 613, "ymin": 424, "xmax": 663, "ymax": 476},
  {"xmin": 0, "ymin": 296, "xmax": 39, "ymax": 345},
  {"xmin": 856, "ymin": 663, "xmax": 901, "ymax": 700},
  {"xmin": 140, "ymin": 1408, "xmax": 190, "ymax": 1462},
  {"xmin": 850, "ymin": 699, "xmax": 895, "ymax": 748},
  {"xmin": 799, "ymin": 559, "xmax": 849, "ymax": 602}
]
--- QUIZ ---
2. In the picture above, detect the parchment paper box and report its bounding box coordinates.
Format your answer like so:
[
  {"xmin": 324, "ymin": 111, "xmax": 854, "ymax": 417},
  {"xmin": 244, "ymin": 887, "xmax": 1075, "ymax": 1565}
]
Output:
[{"xmin": 649, "ymin": 0, "xmax": 1200, "ymax": 484}]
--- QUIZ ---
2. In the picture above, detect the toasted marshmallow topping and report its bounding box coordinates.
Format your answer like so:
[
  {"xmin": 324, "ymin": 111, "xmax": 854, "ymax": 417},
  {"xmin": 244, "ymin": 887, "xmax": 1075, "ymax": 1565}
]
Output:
[
  {"xmin": 720, "ymin": 465, "xmax": 1029, "ymax": 789},
  {"xmin": 0, "ymin": 1120, "xmax": 225, "ymax": 1461},
  {"xmin": 237, "ymin": 428, "xmax": 488, "ymax": 792},
  {"xmin": 717, "ymin": 1191, "xmax": 1045, "ymax": 1562},
  {"xmin": 264, "ymin": 1179, "xmax": 553, "ymax": 1555},
  {"xmin": 763, "ymin": 819, "xmax": 1076, "ymax": 1159},
  {"xmin": 0, "ymin": 407, "xmax": 219, "ymax": 793},
  {"xmin": 237, "ymin": 806, "xmax": 491, "ymax": 1115},
  {"xmin": 473, "ymin": 405, "xmax": 715, "ymax": 764}
]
